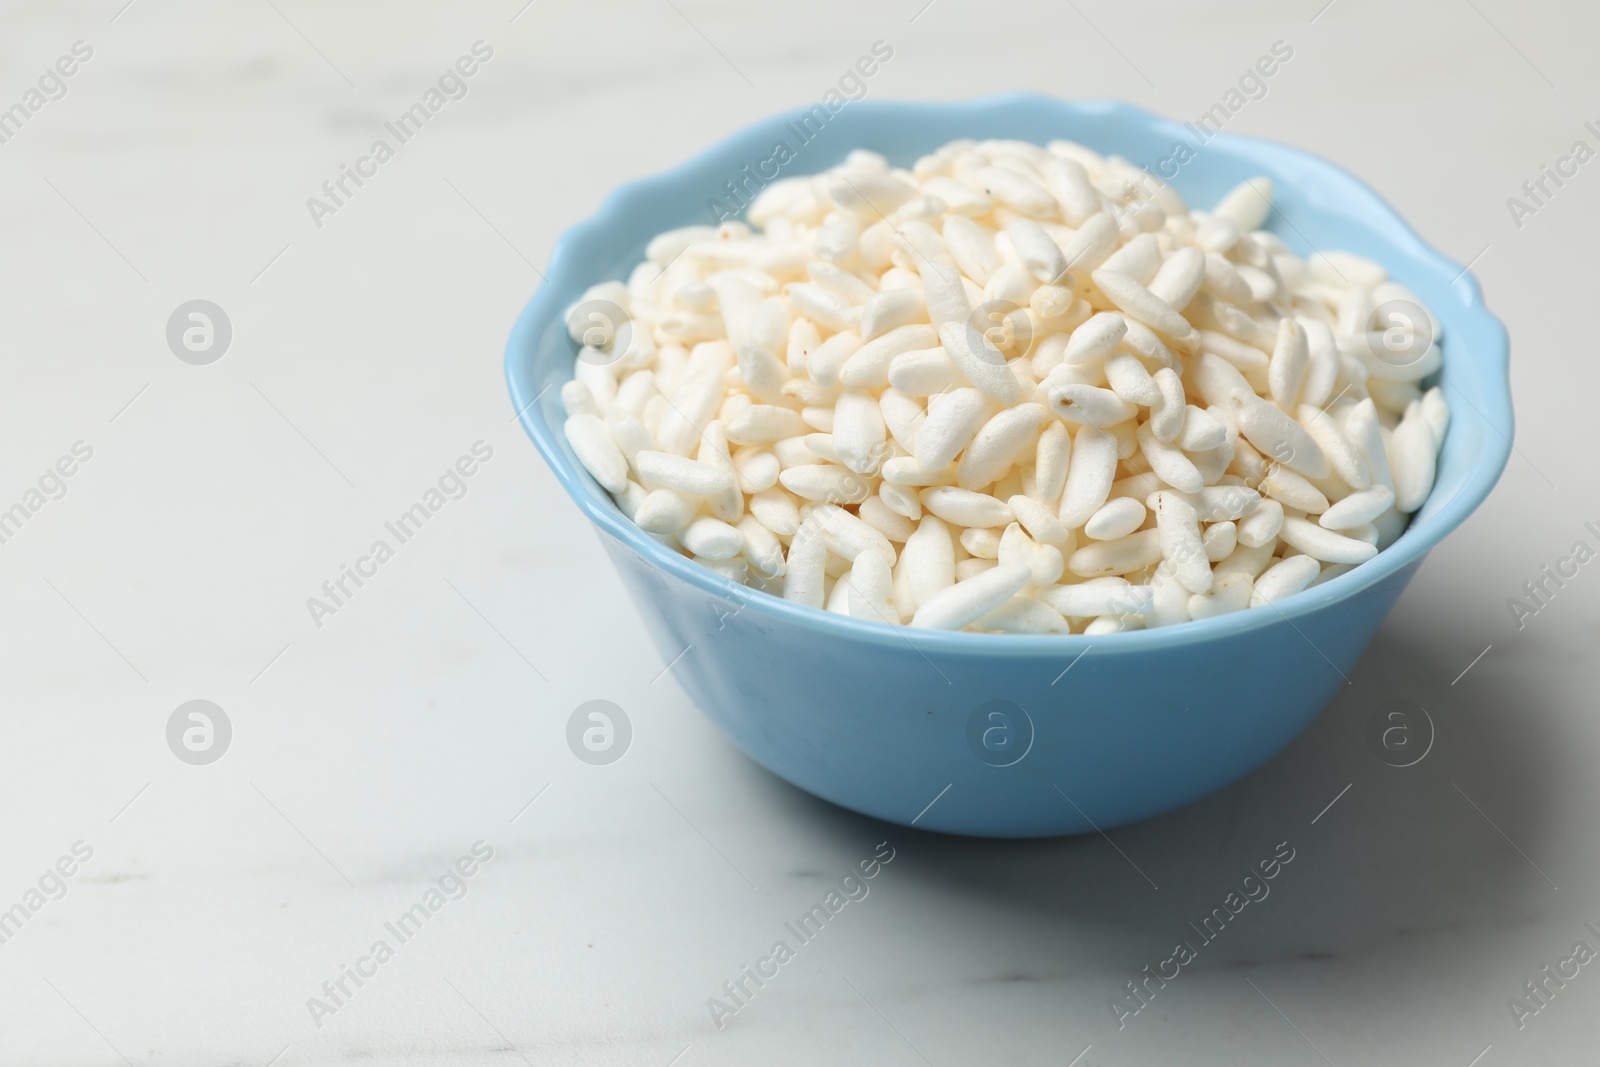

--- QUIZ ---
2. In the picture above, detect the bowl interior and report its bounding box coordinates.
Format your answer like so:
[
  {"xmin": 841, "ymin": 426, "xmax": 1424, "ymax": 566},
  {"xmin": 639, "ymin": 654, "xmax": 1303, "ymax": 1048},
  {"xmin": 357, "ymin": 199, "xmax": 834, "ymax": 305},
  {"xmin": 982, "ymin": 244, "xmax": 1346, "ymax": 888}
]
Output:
[{"xmin": 506, "ymin": 95, "xmax": 1512, "ymax": 650}]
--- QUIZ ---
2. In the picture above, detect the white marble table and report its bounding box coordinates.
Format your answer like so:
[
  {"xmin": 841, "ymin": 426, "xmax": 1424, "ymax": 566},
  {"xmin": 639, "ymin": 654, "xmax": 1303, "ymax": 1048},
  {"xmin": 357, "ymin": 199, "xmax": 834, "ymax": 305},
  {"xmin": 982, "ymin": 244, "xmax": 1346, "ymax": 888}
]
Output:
[{"xmin": 1, "ymin": 0, "xmax": 1595, "ymax": 1062}]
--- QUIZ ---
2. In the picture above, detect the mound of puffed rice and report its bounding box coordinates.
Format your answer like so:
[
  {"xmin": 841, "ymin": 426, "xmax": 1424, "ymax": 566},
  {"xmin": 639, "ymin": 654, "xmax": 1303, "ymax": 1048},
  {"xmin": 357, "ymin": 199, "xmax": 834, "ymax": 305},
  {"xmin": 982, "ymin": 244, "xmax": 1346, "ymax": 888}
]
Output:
[{"xmin": 559, "ymin": 137, "xmax": 1449, "ymax": 634}]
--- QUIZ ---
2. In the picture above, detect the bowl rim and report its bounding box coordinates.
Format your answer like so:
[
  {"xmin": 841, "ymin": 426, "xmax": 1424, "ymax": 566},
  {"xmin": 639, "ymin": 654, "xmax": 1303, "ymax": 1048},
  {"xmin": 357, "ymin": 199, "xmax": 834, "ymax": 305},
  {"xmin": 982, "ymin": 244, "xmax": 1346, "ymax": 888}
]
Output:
[{"xmin": 505, "ymin": 93, "xmax": 1513, "ymax": 657}]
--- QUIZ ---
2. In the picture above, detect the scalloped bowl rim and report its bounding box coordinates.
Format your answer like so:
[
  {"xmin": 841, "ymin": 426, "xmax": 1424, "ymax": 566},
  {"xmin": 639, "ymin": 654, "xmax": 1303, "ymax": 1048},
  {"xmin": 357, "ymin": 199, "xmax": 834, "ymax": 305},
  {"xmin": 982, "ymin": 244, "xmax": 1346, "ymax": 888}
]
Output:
[{"xmin": 506, "ymin": 94, "xmax": 1512, "ymax": 658}]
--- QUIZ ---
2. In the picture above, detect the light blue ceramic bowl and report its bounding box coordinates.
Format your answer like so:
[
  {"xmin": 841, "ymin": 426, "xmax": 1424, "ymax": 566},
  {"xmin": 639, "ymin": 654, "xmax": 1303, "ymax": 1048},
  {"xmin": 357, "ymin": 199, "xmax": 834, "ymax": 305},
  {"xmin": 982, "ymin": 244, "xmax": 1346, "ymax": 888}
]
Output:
[{"xmin": 507, "ymin": 96, "xmax": 1512, "ymax": 837}]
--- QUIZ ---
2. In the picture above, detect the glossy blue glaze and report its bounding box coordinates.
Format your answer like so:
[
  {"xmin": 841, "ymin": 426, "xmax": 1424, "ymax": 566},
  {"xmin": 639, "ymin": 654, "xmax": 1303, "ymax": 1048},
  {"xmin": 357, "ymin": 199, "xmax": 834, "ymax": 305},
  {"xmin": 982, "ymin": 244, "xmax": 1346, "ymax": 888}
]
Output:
[{"xmin": 506, "ymin": 96, "xmax": 1512, "ymax": 837}]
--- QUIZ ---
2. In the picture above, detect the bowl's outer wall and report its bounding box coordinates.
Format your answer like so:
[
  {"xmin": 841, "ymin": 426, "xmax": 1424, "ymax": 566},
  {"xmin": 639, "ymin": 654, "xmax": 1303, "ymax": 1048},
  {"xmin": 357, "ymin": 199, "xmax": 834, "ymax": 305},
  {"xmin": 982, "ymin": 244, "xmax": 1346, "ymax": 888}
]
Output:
[
  {"xmin": 605, "ymin": 528, "xmax": 1423, "ymax": 836},
  {"xmin": 509, "ymin": 97, "xmax": 1512, "ymax": 837}
]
